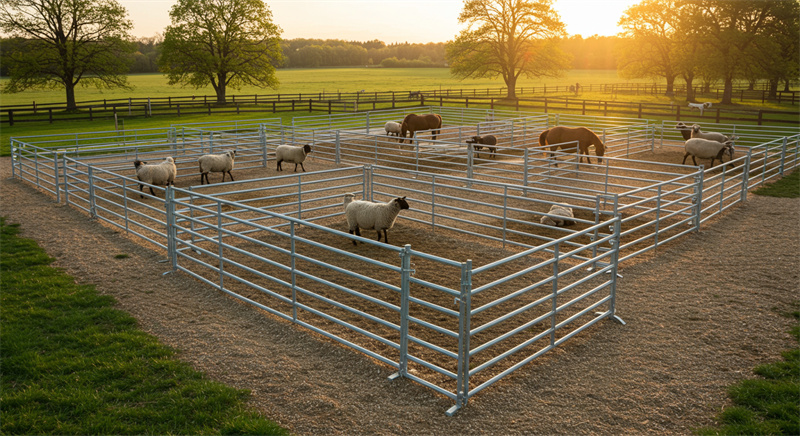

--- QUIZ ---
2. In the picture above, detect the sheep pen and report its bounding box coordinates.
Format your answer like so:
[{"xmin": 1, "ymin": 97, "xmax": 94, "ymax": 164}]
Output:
[{"xmin": 9, "ymin": 111, "xmax": 799, "ymax": 417}]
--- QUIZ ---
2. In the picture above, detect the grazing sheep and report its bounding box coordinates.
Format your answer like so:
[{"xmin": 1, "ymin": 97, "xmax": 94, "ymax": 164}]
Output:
[
  {"xmin": 688, "ymin": 102, "xmax": 713, "ymax": 115},
  {"xmin": 343, "ymin": 193, "xmax": 410, "ymax": 245},
  {"xmin": 676, "ymin": 122, "xmax": 693, "ymax": 141},
  {"xmin": 276, "ymin": 144, "xmax": 312, "ymax": 172},
  {"xmin": 384, "ymin": 121, "xmax": 402, "ymax": 137},
  {"xmin": 133, "ymin": 157, "xmax": 177, "ymax": 198},
  {"xmin": 198, "ymin": 150, "xmax": 236, "ymax": 185},
  {"xmin": 690, "ymin": 124, "xmax": 729, "ymax": 143},
  {"xmin": 539, "ymin": 203, "xmax": 576, "ymax": 227},
  {"xmin": 682, "ymin": 136, "xmax": 737, "ymax": 169},
  {"xmin": 466, "ymin": 134, "xmax": 498, "ymax": 158}
]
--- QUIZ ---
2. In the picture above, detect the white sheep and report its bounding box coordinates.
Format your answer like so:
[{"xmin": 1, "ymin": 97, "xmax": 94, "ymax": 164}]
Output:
[
  {"xmin": 384, "ymin": 121, "xmax": 402, "ymax": 137},
  {"xmin": 687, "ymin": 102, "xmax": 712, "ymax": 115},
  {"xmin": 198, "ymin": 150, "xmax": 236, "ymax": 185},
  {"xmin": 133, "ymin": 157, "xmax": 177, "ymax": 198},
  {"xmin": 682, "ymin": 136, "xmax": 737, "ymax": 169},
  {"xmin": 276, "ymin": 144, "xmax": 312, "ymax": 172},
  {"xmin": 539, "ymin": 203, "xmax": 576, "ymax": 227},
  {"xmin": 343, "ymin": 193, "xmax": 410, "ymax": 245},
  {"xmin": 690, "ymin": 124, "xmax": 729, "ymax": 143}
]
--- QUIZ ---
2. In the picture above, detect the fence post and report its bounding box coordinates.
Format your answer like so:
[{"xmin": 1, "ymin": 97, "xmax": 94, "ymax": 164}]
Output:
[
  {"xmin": 446, "ymin": 260, "xmax": 472, "ymax": 417},
  {"xmin": 693, "ymin": 171, "xmax": 704, "ymax": 232},
  {"xmin": 335, "ymin": 130, "xmax": 341, "ymax": 165},
  {"xmin": 393, "ymin": 245, "xmax": 412, "ymax": 379},
  {"xmin": 779, "ymin": 136, "xmax": 788, "ymax": 176},
  {"xmin": 466, "ymin": 143, "xmax": 474, "ymax": 187},
  {"xmin": 740, "ymin": 148, "xmax": 752, "ymax": 202},
  {"xmin": 54, "ymin": 152, "xmax": 61, "ymax": 203},
  {"xmin": 62, "ymin": 155, "xmax": 70, "ymax": 206},
  {"xmin": 260, "ymin": 124, "xmax": 268, "ymax": 168},
  {"xmin": 88, "ymin": 166, "xmax": 97, "ymax": 219},
  {"xmin": 164, "ymin": 186, "xmax": 178, "ymax": 273}
]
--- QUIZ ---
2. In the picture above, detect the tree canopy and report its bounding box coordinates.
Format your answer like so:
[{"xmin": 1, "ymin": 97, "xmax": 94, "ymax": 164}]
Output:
[
  {"xmin": 446, "ymin": 0, "xmax": 571, "ymax": 99},
  {"xmin": 0, "ymin": 0, "xmax": 135, "ymax": 110},
  {"xmin": 158, "ymin": 0, "xmax": 284, "ymax": 104}
]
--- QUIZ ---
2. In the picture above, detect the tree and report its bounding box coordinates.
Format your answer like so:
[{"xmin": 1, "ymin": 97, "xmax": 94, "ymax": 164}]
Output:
[
  {"xmin": 617, "ymin": 0, "xmax": 685, "ymax": 97},
  {"xmin": 687, "ymin": 0, "xmax": 784, "ymax": 104},
  {"xmin": 446, "ymin": 0, "xmax": 570, "ymax": 99},
  {"xmin": 0, "ymin": 0, "xmax": 134, "ymax": 110},
  {"xmin": 159, "ymin": 0, "xmax": 284, "ymax": 104}
]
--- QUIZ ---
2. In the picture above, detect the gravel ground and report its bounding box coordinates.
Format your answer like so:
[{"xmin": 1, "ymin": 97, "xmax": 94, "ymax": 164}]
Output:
[{"xmin": 1, "ymin": 155, "xmax": 798, "ymax": 435}]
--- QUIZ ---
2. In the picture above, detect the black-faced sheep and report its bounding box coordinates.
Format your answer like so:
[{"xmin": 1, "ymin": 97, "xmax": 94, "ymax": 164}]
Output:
[
  {"xmin": 198, "ymin": 150, "xmax": 235, "ymax": 185},
  {"xmin": 343, "ymin": 193, "xmax": 410, "ymax": 245},
  {"xmin": 466, "ymin": 134, "xmax": 497, "ymax": 158},
  {"xmin": 540, "ymin": 203, "xmax": 576, "ymax": 227},
  {"xmin": 676, "ymin": 122, "xmax": 693, "ymax": 141},
  {"xmin": 276, "ymin": 144, "xmax": 312, "ymax": 172},
  {"xmin": 133, "ymin": 157, "xmax": 177, "ymax": 198},
  {"xmin": 682, "ymin": 136, "xmax": 737, "ymax": 169},
  {"xmin": 690, "ymin": 124, "xmax": 729, "ymax": 143}
]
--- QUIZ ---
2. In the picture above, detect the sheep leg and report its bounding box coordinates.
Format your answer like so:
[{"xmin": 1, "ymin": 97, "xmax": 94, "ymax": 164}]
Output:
[
  {"xmin": 149, "ymin": 186, "xmax": 156, "ymax": 197},
  {"xmin": 227, "ymin": 171, "xmax": 234, "ymax": 181},
  {"xmin": 682, "ymin": 153, "xmax": 689, "ymax": 165},
  {"xmin": 200, "ymin": 173, "xmax": 207, "ymax": 185},
  {"xmin": 276, "ymin": 160, "xmax": 283, "ymax": 171},
  {"xmin": 296, "ymin": 163, "xmax": 306, "ymax": 172},
  {"xmin": 139, "ymin": 184, "xmax": 145, "ymax": 199}
]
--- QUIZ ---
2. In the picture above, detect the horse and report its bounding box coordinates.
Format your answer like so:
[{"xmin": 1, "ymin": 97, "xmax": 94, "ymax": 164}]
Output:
[
  {"xmin": 539, "ymin": 126, "xmax": 605, "ymax": 165},
  {"xmin": 399, "ymin": 113, "xmax": 442, "ymax": 144}
]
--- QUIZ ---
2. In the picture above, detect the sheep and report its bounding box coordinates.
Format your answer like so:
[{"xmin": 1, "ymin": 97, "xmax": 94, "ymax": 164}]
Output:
[
  {"xmin": 539, "ymin": 203, "xmax": 576, "ymax": 227},
  {"xmin": 690, "ymin": 124, "xmax": 729, "ymax": 143},
  {"xmin": 682, "ymin": 136, "xmax": 737, "ymax": 169},
  {"xmin": 133, "ymin": 157, "xmax": 177, "ymax": 198},
  {"xmin": 198, "ymin": 150, "xmax": 236, "ymax": 185},
  {"xmin": 343, "ymin": 193, "xmax": 410, "ymax": 245},
  {"xmin": 465, "ymin": 134, "xmax": 497, "ymax": 158},
  {"xmin": 276, "ymin": 144, "xmax": 312, "ymax": 172},
  {"xmin": 675, "ymin": 122, "xmax": 693, "ymax": 141},
  {"xmin": 688, "ymin": 101, "xmax": 713, "ymax": 115},
  {"xmin": 384, "ymin": 121, "xmax": 402, "ymax": 137}
]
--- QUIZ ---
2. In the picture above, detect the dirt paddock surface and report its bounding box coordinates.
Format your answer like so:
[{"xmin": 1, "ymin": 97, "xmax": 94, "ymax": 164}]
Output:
[{"xmin": 2, "ymin": 154, "xmax": 798, "ymax": 435}]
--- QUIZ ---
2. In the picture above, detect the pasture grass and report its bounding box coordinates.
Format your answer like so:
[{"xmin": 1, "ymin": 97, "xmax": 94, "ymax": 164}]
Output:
[
  {"xmin": 753, "ymin": 169, "xmax": 800, "ymax": 198},
  {"xmin": 0, "ymin": 217, "xmax": 290, "ymax": 435}
]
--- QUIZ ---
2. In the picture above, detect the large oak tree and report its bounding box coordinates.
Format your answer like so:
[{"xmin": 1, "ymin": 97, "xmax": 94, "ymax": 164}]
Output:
[
  {"xmin": 0, "ymin": 0, "xmax": 134, "ymax": 110},
  {"xmin": 446, "ymin": 0, "xmax": 570, "ymax": 99},
  {"xmin": 158, "ymin": 0, "xmax": 284, "ymax": 104}
]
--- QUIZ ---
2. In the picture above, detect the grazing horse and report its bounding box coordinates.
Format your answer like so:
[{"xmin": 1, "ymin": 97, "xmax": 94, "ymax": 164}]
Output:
[
  {"xmin": 539, "ymin": 126, "xmax": 605, "ymax": 164},
  {"xmin": 399, "ymin": 113, "xmax": 442, "ymax": 144}
]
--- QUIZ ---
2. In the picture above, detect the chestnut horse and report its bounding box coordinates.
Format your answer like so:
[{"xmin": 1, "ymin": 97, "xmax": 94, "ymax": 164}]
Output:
[
  {"xmin": 399, "ymin": 113, "xmax": 442, "ymax": 144},
  {"xmin": 539, "ymin": 126, "xmax": 605, "ymax": 164}
]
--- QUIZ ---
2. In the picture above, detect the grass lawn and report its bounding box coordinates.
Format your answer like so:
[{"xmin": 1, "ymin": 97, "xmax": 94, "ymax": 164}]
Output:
[{"xmin": 0, "ymin": 217, "xmax": 290, "ymax": 435}]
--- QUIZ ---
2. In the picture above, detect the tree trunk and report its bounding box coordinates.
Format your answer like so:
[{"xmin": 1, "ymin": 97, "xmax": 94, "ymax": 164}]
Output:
[
  {"xmin": 684, "ymin": 74, "xmax": 696, "ymax": 102},
  {"xmin": 664, "ymin": 76, "xmax": 676, "ymax": 97},
  {"xmin": 64, "ymin": 79, "xmax": 77, "ymax": 111},
  {"xmin": 721, "ymin": 77, "xmax": 734, "ymax": 104},
  {"xmin": 215, "ymin": 82, "xmax": 227, "ymax": 104},
  {"xmin": 505, "ymin": 74, "xmax": 517, "ymax": 99},
  {"xmin": 768, "ymin": 78, "xmax": 779, "ymax": 99},
  {"xmin": 783, "ymin": 79, "xmax": 791, "ymax": 92}
]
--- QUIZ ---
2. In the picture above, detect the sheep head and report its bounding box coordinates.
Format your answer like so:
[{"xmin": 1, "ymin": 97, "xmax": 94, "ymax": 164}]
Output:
[{"xmin": 394, "ymin": 196, "xmax": 410, "ymax": 210}]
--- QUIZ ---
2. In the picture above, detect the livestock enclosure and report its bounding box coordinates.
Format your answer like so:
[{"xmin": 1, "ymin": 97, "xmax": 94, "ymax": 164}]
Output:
[{"xmin": 9, "ymin": 107, "xmax": 800, "ymax": 414}]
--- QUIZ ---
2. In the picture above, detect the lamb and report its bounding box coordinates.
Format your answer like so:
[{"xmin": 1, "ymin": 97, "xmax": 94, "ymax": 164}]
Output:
[
  {"xmin": 133, "ymin": 157, "xmax": 177, "ymax": 198},
  {"xmin": 466, "ymin": 134, "xmax": 497, "ymax": 158},
  {"xmin": 539, "ymin": 203, "xmax": 576, "ymax": 227},
  {"xmin": 275, "ymin": 144, "xmax": 312, "ymax": 172},
  {"xmin": 384, "ymin": 121, "xmax": 402, "ymax": 137},
  {"xmin": 198, "ymin": 150, "xmax": 236, "ymax": 185},
  {"xmin": 343, "ymin": 193, "xmax": 410, "ymax": 245},
  {"xmin": 675, "ymin": 122, "xmax": 693, "ymax": 141},
  {"xmin": 682, "ymin": 136, "xmax": 737, "ymax": 169},
  {"xmin": 687, "ymin": 101, "xmax": 713, "ymax": 115},
  {"xmin": 690, "ymin": 124, "xmax": 729, "ymax": 143}
]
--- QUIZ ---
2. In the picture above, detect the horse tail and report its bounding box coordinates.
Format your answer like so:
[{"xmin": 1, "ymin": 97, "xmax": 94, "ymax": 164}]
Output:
[
  {"xmin": 539, "ymin": 129, "xmax": 550, "ymax": 147},
  {"xmin": 432, "ymin": 114, "xmax": 442, "ymax": 140},
  {"xmin": 399, "ymin": 121, "xmax": 407, "ymax": 144}
]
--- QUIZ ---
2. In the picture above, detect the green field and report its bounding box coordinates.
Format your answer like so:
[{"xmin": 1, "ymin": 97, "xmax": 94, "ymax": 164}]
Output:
[{"xmin": 0, "ymin": 68, "xmax": 635, "ymax": 106}]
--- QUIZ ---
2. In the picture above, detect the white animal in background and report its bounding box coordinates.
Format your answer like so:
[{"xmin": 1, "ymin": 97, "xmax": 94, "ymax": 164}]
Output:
[
  {"xmin": 343, "ymin": 193, "xmax": 410, "ymax": 245},
  {"xmin": 275, "ymin": 144, "xmax": 312, "ymax": 172},
  {"xmin": 682, "ymin": 136, "xmax": 737, "ymax": 169},
  {"xmin": 540, "ymin": 203, "xmax": 576, "ymax": 227},
  {"xmin": 384, "ymin": 121, "xmax": 402, "ymax": 137},
  {"xmin": 690, "ymin": 124, "xmax": 730, "ymax": 143},
  {"xmin": 688, "ymin": 101, "xmax": 713, "ymax": 115},
  {"xmin": 133, "ymin": 157, "xmax": 177, "ymax": 198},
  {"xmin": 466, "ymin": 134, "xmax": 498, "ymax": 158},
  {"xmin": 198, "ymin": 150, "xmax": 236, "ymax": 184}
]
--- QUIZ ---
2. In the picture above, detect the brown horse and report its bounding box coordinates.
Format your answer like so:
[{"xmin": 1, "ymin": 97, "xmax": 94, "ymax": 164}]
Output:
[
  {"xmin": 399, "ymin": 113, "xmax": 442, "ymax": 144},
  {"xmin": 539, "ymin": 126, "xmax": 605, "ymax": 164}
]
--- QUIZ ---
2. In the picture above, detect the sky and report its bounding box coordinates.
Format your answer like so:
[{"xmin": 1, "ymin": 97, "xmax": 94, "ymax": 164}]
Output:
[{"xmin": 119, "ymin": 0, "xmax": 640, "ymax": 43}]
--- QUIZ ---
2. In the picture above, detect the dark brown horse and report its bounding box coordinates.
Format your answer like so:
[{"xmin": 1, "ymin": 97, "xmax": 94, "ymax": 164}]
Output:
[
  {"xmin": 539, "ymin": 126, "xmax": 605, "ymax": 164},
  {"xmin": 399, "ymin": 113, "xmax": 442, "ymax": 144}
]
